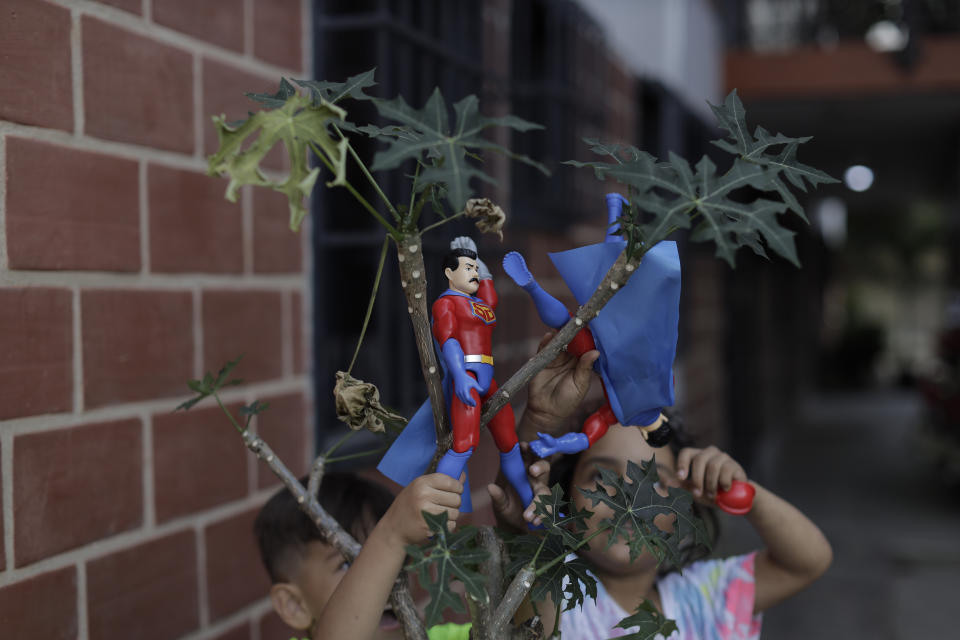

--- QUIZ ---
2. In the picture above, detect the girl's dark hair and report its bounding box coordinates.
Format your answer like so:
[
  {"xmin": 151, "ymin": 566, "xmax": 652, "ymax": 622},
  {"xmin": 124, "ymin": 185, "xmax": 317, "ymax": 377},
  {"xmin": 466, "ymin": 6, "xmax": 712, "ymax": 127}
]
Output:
[
  {"xmin": 253, "ymin": 472, "xmax": 394, "ymax": 583},
  {"xmin": 548, "ymin": 406, "xmax": 720, "ymax": 572}
]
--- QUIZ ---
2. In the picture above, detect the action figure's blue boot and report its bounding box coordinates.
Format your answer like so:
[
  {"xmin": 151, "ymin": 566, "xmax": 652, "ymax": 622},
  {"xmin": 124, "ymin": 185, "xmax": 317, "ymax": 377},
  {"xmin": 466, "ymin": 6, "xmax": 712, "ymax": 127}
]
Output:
[
  {"xmin": 436, "ymin": 447, "xmax": 474, "ymax": 512},
  {"xmin": 499, "ymin": 443, "xmax": 534, "ymax": 508},
  {"xmin": 503, "ymin": 252, "xmax": 569, "ymax": 329},
  {"xmin": 605, "ymin": 193, "xmax": 629, "ymax": 242}
]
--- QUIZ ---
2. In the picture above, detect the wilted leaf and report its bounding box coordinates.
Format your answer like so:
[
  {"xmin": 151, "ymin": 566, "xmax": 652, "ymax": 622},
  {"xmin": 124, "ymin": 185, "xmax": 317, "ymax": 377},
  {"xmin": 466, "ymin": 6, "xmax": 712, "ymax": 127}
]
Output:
[
  {"xmin": 405, "ymin": 511, "xmax": 489, "ymax": 626},
  {"xmin": 208, "ymin": 93, "xmax": 348, "ymax": 231},
  {"xmin": 245, "ymin": 77, "xmax": 298, "ymax": 110},
  {"xmin": 333, "ymin": 371, "xmax": 407, "ymax": 434}
]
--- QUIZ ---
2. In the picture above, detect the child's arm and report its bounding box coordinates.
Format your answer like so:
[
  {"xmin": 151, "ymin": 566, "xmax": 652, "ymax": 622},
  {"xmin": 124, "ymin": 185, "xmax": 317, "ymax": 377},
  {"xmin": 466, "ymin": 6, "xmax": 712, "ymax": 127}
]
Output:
[
  {"xmin": 675, "ymin": 447, "xmax": 833, "ymax": 614},
  {"xmin": 312, "ymin": 473, "xmax": 463, "ymax": 640}
]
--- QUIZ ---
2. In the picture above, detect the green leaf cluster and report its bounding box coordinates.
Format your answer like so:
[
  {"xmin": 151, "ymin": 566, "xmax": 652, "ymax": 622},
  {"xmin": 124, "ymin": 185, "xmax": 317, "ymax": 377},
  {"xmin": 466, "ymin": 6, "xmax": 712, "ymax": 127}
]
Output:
[
  {"xmin": 504, "ymin": 485, "xmax": 598, "ymax": 613},
  {"xmin": 578, "ymin": 458, "xmax": 710, "ymax": 567},
  {"xmin": 176, "ymin": 356, "xmax": 244, "ymax": 412},
  {"xmin": 405, "ymin": 511, "xmax": 489, "ymax": 626},
  {"xmin": 614, "ymin": 600, "xmax": 679, "ymax": 640},
  {"xmin": 565, "ymin": 90, "xmax": 837, "ymax": 266},
  {"xmin": 368, "ymin": 89, "xmax": 548, "ymax": 213}
]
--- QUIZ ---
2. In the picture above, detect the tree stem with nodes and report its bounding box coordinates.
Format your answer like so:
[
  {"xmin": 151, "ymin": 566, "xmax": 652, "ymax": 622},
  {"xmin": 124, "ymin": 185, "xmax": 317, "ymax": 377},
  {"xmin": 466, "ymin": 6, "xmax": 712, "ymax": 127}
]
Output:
[{"xmin": 394, "ymin": 233, "xmax": 452, "ymax": 468}]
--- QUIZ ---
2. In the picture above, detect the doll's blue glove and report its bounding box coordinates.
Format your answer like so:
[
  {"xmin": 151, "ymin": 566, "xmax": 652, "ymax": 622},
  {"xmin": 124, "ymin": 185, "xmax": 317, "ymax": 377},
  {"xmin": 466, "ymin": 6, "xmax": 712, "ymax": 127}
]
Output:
[
  {"xmin": 442, "ymin": 338, "xmax": 482, "ymax": 407},
  {"xmin": 529, "ymin": 432, "xmax": 590, "ymax": 458}
]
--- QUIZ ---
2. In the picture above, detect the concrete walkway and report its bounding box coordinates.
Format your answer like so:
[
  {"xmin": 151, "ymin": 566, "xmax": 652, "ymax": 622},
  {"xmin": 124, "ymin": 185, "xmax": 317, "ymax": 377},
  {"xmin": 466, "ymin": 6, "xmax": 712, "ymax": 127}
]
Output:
[{"xmin": 715, "ymin": 390, "xmax": 960, "ymax": 639}]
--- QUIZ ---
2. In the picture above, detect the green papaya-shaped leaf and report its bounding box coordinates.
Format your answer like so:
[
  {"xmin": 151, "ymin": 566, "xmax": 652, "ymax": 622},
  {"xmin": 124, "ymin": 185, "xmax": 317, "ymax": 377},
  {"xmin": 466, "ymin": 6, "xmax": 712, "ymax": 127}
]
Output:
[
  {"xmin": 208, "ymin": 93, "xmax": 347, "ymax": 231},
  {"xmin": 579, "ymin": 458, "xmax": 710, "ymax": 568},
  {"xmin": 504, "ymin": 533, "xmax": 598, "ymax": 613},
  {"xmin": 295, "ymin": 67, "xmax": 378, "ymax": 105},
  {"xmin": 405, "ymin": 511, "xmax": 489, "ymax": 627},
  {"xmin": 613, "ymin": 600, "xmax": 679, "ymax": 640},
  {"xmin": 370, "ymin": 89, "xmax": 548, "ymax": 212}
]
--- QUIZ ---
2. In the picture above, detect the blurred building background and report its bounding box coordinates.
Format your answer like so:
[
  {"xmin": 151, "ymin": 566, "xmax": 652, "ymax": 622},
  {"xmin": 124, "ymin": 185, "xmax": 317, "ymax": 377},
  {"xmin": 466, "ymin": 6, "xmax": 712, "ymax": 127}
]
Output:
[{"xmin": 2, "ymin": 0, "xmax": 958, "ymax": 638}]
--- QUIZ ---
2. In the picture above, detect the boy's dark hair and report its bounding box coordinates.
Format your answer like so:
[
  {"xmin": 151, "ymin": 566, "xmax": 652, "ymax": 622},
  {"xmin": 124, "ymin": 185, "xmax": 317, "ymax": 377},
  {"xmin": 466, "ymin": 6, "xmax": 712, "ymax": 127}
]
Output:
[
  {"xmin": 254, "ymin": 472, "xmax": 394, "ymax": 583},
  {"xmin": 549, "ymin": 405, "xmax": 720, "ymax": 571},
  {"xmin": 442, "ymin": 248, "xmax": 477, "ymax": 275}
]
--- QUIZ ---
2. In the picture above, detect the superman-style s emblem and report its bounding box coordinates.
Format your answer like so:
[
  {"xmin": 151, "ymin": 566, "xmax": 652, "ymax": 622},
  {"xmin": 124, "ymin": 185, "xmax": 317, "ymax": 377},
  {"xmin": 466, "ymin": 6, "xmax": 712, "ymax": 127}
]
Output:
[{"xmin": 471, "ymin": 301, "xmax": 496, "ymax": 324}]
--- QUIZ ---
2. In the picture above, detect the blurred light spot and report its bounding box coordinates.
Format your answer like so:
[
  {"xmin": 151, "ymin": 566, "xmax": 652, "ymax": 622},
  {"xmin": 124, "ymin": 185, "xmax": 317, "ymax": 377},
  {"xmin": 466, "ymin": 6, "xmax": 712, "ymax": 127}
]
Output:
[
  {"xmin": 866, "ymin": 20, "xmax": 909, "ymax": 52},
  {"xmin": 814, "ymin": 197, "xmax": 847, "ymax": 250},
  {"xmin": 844, "ymin": 165, "xmax": 874, "ymax": 192}
]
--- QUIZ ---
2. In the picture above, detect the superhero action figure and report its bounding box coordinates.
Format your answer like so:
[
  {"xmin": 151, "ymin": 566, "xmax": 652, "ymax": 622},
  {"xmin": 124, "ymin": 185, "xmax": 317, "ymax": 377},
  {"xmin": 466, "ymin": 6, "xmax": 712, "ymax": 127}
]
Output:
[
  {"xmin": 378, "ymin": 237, "xmax": 534, "ymax": 511},
  {"xmin": 503, "ymin": 193, "xmax": 677, "ymax": 458},
  {"xmin": 504, "ymin": 193, "xmax": 753, "ymax": 515}
]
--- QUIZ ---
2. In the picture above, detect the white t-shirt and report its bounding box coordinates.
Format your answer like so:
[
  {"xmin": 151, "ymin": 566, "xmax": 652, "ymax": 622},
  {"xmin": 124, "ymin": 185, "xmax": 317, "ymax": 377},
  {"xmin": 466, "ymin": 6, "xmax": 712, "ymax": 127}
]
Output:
[{"xmin": 560, "ymin": 553, "xmax": 763, "ymax": 639}]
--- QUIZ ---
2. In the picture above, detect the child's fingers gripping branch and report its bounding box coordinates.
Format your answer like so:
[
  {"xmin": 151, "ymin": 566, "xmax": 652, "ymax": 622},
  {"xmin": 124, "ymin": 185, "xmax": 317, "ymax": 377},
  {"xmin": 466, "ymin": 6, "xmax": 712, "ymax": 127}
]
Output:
[
  {"xmin": 488, "ymin": 454, "xmax": 552, "ymax": 530},
  {"xmin": 387, "ymin": 473, "xmax": 464, "ymax": 545},
  {"xmin": 675, "ymin": 446, "xmax": 747, "ymax": 502}
]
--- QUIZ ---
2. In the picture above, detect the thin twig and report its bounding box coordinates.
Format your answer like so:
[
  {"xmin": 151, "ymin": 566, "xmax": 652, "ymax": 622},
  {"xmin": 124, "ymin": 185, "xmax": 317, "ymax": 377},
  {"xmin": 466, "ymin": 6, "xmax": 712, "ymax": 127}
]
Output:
[
  {"xmin": 308, "ymin": 142, "xmax": 399, "ymax": 236},
  {"xmin": 323, "ymin": 429, "xmax": 358, "ymax": 458},
  {"xmin": 325, "ymin": 446, "xmax": 388, "ymax": 464},
  {"xmin": 419, "ymin": 209, "xmax": 467, "ymax": 235},
  {"xmin": 307, "ymin": 455, "xmax": 325, "ymax": 502},
  {"xmin": 348, "ymin": 235, "xmax": 390, "ymax": 373},
  {"xmin": 331, "ymin": 123, "xmax": 402, "ymax": 222}
]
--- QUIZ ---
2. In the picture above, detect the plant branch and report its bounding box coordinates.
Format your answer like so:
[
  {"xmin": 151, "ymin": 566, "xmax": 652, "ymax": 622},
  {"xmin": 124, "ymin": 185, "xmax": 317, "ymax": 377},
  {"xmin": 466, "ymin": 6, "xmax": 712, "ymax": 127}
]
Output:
[
  {"xmin": 307, "ymin": 455, "xmax": 325, "ymax": 502},
  {"xmin": 348, "ymin": 234, "xmax": 390, "ymax": 373},
  {"xmin": 393, "ymin": 234, "xmax": 451, "ymax": 467},
  {"xmin": 308, "ymin": 142, "xmax": 399, "ymax": 236},
  {"xmin": 491, "ymin": 566, "xmax": 537, "ymax": 635},
  {"xmin": 419, "ymin": 209, "xmax": 467, "ymax": 235},
  {"xmin": 325, "ymin": 446, "xmax": 388, "ymax": 464},
  {"xmin": 332, "ymin": 123, "xmax": 402, "ymax": 222},
  {"xmin": 480, "ymin": 246, "xmax": 642, "ymax": 426}
]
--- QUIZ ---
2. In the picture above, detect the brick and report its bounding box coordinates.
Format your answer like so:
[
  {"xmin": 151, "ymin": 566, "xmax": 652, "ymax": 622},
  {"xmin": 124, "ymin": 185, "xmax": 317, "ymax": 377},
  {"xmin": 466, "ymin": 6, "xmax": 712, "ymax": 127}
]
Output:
[
  {"xmin": 291, "ymin": 291, "xmax": 305, "ymax": 374},
  {"xmin": 203, "ymin": 290, "xmax": 283, "ymax": 383},
  {"xmin": 201, "ymin": 59, "xmax": 285, "ymax": 169},
  {"xmin": 211, "ymin": 622, "xmax": 252, "ymax": 640},
  {"xmin": 260, "ymin": 611, "xmax": 300, "ymax": 640},
  {"xmin": 0, "ymin": 0, "xmax": 72, "ymax": 130},
  {"xmin": 152, "ymin": 403, "xmax": 248, "ymax": 523},
  {"xmin": 253, "ymin": 188, "xmax": 303, "ymax": 273},
  {"xmin": 5, "ymin": 138, "xmax": 140, "ymax": 271},
  {"xmin": 13, "ymin": 419, "xmax": 142, "ymax": 566},
  {"xmin": 253, "ymin": 0, "xmax": 302, "ymax": 70},
  {"xmin": 206, "ymin": 508, "xmax": 270, "ymax": 621},
  {"xmin": 0, "ymin": 442, "xmax": 3, "ymax": 572},
  {"xmin": 256, "ymin": 393, "xmax": 308, "ymax": 489},
  {"xmin": 148, "ymin": 165, "xmax": 243, "ymax": 273},
  {"xmin": 97, "ymin": 0, "xmax": 141, "ymax": 14},
  {"xmin": 87, "ymin": 531, "xmax": 199, "ymax": 640},
  {"xmin": 82, "ymin": 290, "xmax": 193, "ymax": 408},
  {"xmin": 83, "ymin": 17, "xmax": 193, "ymax": 152},
  {"xmin": 154, "ymin": 0, "xmax": 243, "ymax": 51},
  {"xmin": 0, "ymin": 288, "xmax": 72, "ymax": 419},
  {"xmin": 0, "ymin": 567, "xmax": 77, "ymax": 639}
]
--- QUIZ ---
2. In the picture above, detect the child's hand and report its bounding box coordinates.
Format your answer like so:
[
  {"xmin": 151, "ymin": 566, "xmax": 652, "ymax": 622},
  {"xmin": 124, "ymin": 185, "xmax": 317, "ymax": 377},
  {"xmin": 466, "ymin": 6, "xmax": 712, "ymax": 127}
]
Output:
[
  {"xmin": 675, "ymin": 446, "xmax": 748, "ymax": 505},
  {"xmin": 488, "ymin": 452, "xmax": 551, "ymax": 530},
  {"xmin": 383, "ymin": 473, "xmax": 463, "ymax": 546},
  {"xmin": 522, "ymin": 331, "xmax": 600, "ymax": 435}
]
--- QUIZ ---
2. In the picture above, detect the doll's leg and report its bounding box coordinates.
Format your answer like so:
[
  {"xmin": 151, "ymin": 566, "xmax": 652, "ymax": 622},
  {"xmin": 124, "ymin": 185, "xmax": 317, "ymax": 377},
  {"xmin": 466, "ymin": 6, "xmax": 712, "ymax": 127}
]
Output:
[
  {"xmin": 436, "ymin": 376, "xmax": 481, "ymax": 481},
  {"xmin": 503, "ymin": 252, "xmax": 570, "ymax": 328},
  {"xmin": 485, "ymin": 380, "xmax": 534, "ymax": 507},
  {"xmin": 582, "ymin": 402, "xmax": 617, "ymax": 446}
]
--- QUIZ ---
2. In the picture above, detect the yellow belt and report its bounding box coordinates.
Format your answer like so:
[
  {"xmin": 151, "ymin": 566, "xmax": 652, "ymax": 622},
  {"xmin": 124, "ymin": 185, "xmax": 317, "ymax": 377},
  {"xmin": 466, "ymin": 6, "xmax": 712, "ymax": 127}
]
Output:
[{"xmin": 464, "ymin": 354, "xmax": 494, "ymax": 365}]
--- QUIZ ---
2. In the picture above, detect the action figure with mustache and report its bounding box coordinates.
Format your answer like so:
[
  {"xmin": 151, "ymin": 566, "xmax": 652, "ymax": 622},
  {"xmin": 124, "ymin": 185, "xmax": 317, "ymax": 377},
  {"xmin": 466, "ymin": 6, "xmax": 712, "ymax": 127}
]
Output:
[{"xmin": 430, "ymin": 238, "xmax": 534, "ymax": 508}]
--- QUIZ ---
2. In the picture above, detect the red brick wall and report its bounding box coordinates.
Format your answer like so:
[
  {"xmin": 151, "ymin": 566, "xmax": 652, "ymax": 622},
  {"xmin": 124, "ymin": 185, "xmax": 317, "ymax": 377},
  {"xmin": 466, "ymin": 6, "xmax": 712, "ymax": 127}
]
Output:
[{"xmin": 0, "ymin": 1, "xmax": 312, "ymax": 638}]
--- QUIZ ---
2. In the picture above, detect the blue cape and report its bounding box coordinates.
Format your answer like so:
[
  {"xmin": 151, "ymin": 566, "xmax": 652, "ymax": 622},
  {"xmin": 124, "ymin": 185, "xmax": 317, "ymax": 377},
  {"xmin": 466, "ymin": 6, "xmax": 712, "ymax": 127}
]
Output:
[{"xmin": 548, "ymin": 240, "xmax": 680, "ymax": 426}]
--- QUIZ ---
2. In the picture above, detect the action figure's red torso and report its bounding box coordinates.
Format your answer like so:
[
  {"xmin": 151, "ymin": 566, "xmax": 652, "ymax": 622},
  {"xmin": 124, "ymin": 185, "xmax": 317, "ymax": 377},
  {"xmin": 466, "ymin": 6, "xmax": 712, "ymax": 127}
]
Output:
[{"xmin": 432, "ymin": 280, "xmax": 498, "ymax": 356}]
